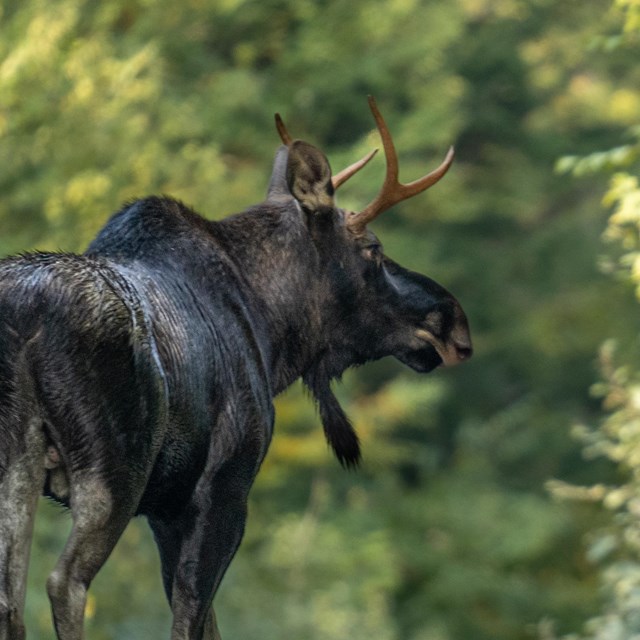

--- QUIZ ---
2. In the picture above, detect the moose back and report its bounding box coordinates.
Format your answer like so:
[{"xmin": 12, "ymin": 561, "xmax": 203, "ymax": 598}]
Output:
[{"xmin": 0, "ymin": 98, "xmax": 471, "ymax": 640}]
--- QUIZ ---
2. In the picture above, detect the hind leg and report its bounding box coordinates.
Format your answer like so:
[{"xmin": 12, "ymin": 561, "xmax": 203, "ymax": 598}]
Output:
[
  {"xmin": 46, "ymin": 474, "xmax": 142, "ymax": 640},
  {"xmin": 202, "ymin": 609, "xmax": 222, "ymax": 640},
  {"xmin": 0, "ymin": 418, "xmax": 47, "ymax": 640}
]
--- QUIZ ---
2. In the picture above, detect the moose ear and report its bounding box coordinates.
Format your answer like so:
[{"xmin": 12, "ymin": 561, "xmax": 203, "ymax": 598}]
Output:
[{"xmin": 286, "ymin": 140, "xmax": 335, "ymax": 213}]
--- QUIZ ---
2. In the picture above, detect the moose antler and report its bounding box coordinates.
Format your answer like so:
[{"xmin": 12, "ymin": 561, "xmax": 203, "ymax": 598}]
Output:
[
  {"xmin": 347, "ymin": 96, "xmax": 454, "ymax": 234},
  {"xmin": 274, "ymin": 113, "xmax": 293, "ymax": 146},
  {"xmin": 332, "ymin": 148, "xmax": 378, "ymax": 189},
  {"xmin": 274, "ymin": 113, "xmax": 377, "ymax": 190}
]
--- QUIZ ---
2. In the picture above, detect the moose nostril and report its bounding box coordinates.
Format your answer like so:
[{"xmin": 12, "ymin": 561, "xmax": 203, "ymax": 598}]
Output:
[{"xmin": 455, "ymin": 344, "xmax": 473, "ymax": 361}]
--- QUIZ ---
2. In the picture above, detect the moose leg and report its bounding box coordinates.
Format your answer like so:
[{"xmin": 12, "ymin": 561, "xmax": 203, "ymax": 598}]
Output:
[
  {"xmin": 169, "ymin": 434, "xmax": 267, "ymax": 640},
  {"xmin": 46, "ymin": 475, "xmax": 140, "ymax": 640},
  {"xmin": 0, "ymin": 419, "xmax": 46, "ymax": 640},
  {"xmin": 202, "ymin": 608, "xmax": 222, "ymax": 640},
  {"xmin": 149, "ymin": 519, "xmax": 222, "ymax": 640},
  {"xmin": 148, "ymin": 517, "xmax": 182, "ymax": 602}
]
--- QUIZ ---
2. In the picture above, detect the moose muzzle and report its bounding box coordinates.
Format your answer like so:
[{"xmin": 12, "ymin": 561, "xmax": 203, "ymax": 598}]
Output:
[{"xmin": 416, "ymin": 302, "xmax": 472, "ymax": 367}]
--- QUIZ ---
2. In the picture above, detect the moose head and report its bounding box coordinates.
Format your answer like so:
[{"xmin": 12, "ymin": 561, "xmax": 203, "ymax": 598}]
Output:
[{"xmin": 255, "ymin": 96, "xmax": 472, "ymax": 467}]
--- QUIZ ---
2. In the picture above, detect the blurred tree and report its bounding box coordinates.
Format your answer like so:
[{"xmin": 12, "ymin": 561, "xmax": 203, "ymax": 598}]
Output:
[
  {"xmin": 548, "ymin": 175, "xmax": 640, "ymax": 638},
  {"xmin": 546, "ymin": 2, "xmax": 640, "ymax": 639}
]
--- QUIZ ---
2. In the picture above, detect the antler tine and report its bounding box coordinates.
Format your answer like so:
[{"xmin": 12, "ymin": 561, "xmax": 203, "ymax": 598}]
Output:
[
  {"xmin": 332, "ymin": 148, "xmax": 378, "ymax": 189},
  {"xmin": 274, "ymin": 113, "xmax": 293, "ymax": 145},
  {"xmin": 349, "ymin": 96, "xmax": 455, "ymax": 233}
]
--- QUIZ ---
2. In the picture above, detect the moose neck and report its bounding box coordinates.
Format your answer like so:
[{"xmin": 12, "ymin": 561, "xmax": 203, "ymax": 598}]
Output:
[{"xmin": 215, "ymin": 200, "xmax": 332, "ymax": 395}]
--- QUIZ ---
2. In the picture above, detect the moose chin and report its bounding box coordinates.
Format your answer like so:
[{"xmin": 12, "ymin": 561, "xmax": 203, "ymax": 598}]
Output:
[{"xmin": 0, "ymin": 97, "xmax": 471, "ymax": 640}]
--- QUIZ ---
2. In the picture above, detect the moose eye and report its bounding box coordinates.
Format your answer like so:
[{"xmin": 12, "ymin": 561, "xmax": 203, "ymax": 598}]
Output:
[{"xmin": 362, "ymin": 243, "xmax": 383, "ymax": 262}]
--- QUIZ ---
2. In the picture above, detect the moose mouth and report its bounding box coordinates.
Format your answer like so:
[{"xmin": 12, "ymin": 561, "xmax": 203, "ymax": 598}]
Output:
[
  {"xmin": 397, "ymin": 343, "xmax": 443, "ymax": 373},
  {"xmin": 415, "ymin": 328, "xmax": 472, "ymax": 367}
]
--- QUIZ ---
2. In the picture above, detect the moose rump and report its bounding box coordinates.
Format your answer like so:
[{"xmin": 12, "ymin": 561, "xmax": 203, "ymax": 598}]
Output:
[{"xmin": 0, "ymin": 253, "xmax": 166, "ymax": 640}]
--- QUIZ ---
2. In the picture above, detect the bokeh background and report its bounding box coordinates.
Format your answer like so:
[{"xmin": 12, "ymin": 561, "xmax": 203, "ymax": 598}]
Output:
[{"xmin": 2, "ymin": 0, "xmax": 640, "ymax": 638}]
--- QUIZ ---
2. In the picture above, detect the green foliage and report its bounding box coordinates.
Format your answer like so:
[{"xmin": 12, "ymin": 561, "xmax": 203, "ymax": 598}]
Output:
[
  {"xmin": 544, "ymin": 3, "xmax": 640, "ymax": 638},
  {"xmin": 615, "ymin": 0, "xmax": 640, "ymax": 33},
  {"xmin": 550, "ymin": 178, "xmax": 640, "ymax": 640},
  {"xmin": 1, "ymin": 0, "xmax": 639, "ymax": 638}
]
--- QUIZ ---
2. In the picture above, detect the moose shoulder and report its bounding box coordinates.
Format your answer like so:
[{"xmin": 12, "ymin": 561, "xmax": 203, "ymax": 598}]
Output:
[{"xmin": 0, "ymin": 98, "xmax": 471, "ymax": 640}]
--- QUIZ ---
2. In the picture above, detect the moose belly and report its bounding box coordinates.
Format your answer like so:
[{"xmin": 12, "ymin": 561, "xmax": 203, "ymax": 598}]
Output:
[{"xmin": 135, "ymin": 425, "xmax": 210, "ymax": 519}]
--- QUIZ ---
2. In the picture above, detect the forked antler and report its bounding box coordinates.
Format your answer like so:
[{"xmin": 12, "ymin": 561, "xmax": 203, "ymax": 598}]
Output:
[
  {"xmin": 347, "ymin": 96, "xmax": 454, "ymax": 234},
  {"xmin": 274, "ymin": 113, "xmax": 377, "ymax": 190}
]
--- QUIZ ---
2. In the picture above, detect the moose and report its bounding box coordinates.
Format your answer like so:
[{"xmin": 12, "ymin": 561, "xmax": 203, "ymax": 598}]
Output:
[{"xmin": 0, "ymin": 97, "xmax": 471, "ymax": 640}]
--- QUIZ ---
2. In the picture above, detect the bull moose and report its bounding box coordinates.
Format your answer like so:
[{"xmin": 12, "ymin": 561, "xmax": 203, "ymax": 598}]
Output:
[{"xmin": 0, "ymin": 97, "xmax": 471, "ymax": 640}]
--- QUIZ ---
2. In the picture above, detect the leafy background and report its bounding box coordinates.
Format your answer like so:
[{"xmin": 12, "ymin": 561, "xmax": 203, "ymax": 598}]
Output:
[{"xmin": 1, "ymin": 0, "xmax": 640, "ymax": 638}]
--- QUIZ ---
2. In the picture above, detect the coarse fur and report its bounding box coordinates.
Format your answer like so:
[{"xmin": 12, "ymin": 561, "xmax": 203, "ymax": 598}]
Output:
[{"xmin": 0, "ymin": 132, "xmax": 471, "ymax": 639}]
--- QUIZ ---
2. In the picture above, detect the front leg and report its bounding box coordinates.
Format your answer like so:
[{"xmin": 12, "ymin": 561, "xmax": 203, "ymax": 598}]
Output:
[
  {"xmin": 149, "ymin": 519, "xmax": 221, "ymax": 640},
  {"xmin": 169, "ymin": 431, "xmax": 268, "ymax": 640}
]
